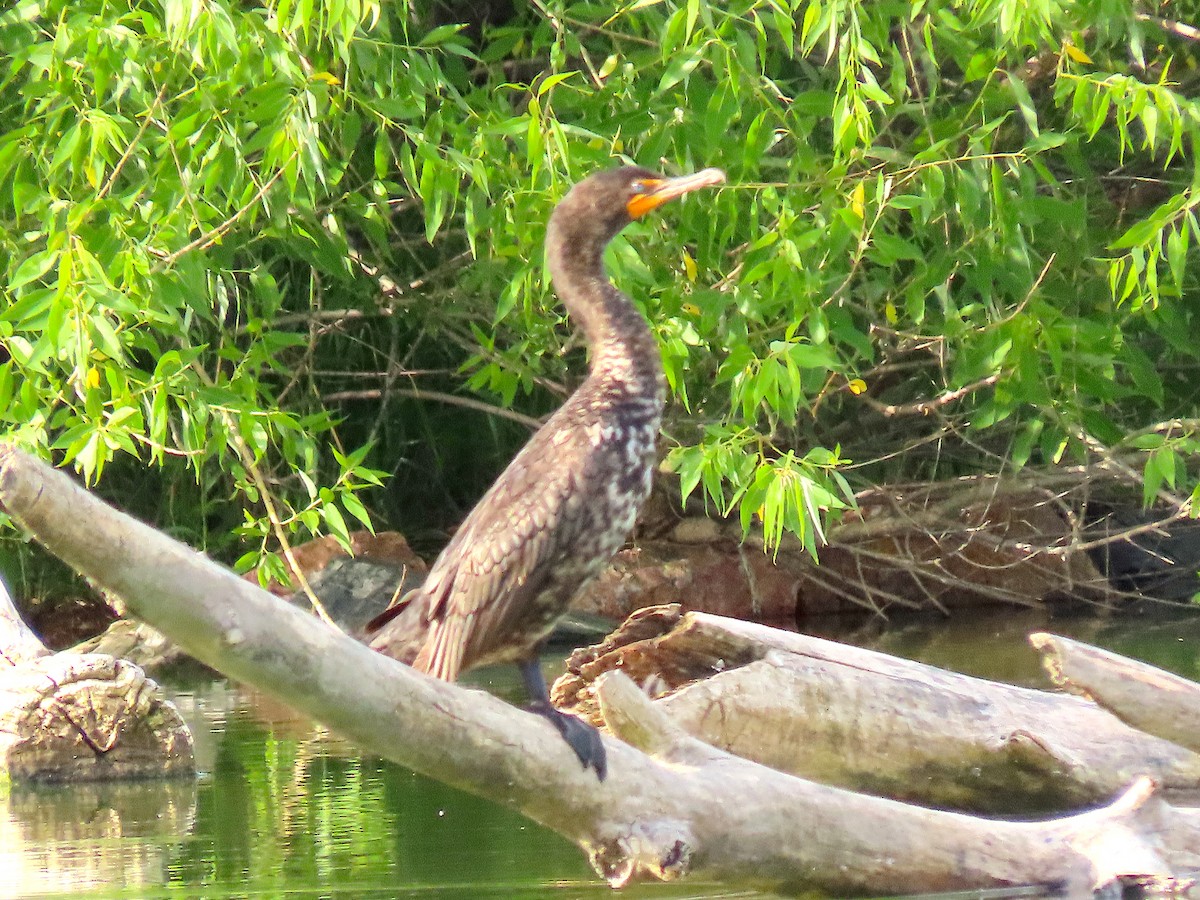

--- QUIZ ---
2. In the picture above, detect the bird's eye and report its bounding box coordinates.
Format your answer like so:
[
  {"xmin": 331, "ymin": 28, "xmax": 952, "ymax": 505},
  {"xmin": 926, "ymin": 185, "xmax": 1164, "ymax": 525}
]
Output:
[{"xmin": 630, "ymin": 181, "xmax": 648, "ymax": 194}]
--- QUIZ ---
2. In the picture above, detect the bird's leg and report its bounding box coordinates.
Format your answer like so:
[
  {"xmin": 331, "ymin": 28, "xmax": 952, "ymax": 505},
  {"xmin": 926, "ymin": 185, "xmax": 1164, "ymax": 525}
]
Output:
[{"xmin": 518, "ymin": 657, "xmax": 607, "ymax": 781}]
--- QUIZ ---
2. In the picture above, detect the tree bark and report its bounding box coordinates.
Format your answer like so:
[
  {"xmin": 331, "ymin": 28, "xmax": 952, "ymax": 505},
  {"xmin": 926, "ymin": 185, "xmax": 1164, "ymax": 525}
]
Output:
[
  {"xmin": 0, "ymin": 578, "xmax": 49, "ymax": 666},
  {"xmin": 1, "ymin": 444, "xmax": 1196, "ymax": 894}
]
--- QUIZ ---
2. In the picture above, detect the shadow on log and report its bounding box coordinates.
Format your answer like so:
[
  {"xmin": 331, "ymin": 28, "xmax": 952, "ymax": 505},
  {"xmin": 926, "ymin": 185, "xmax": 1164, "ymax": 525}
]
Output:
[{"xmin": 2, "ymin": 444, "xmax": 1199, "ymax": 895}]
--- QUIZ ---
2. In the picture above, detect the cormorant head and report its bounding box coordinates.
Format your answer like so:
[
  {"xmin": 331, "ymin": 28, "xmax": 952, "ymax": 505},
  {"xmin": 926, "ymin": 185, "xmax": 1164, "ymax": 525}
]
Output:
[{"xmin": 550, "ymin": 165, "xmax": 726, "ymax": 249}]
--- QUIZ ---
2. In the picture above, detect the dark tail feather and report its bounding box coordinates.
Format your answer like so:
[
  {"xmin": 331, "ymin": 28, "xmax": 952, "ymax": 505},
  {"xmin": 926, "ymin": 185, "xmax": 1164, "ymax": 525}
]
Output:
[{"xmin": 363, "ymin": 590, "xmax": 416, "ymax": 635}]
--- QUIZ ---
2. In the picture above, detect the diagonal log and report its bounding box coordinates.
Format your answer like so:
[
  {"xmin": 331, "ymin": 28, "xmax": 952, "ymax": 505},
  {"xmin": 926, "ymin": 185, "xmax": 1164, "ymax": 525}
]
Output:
[
  {"xmin": 0, "ymin": 577, "xmax": 49, "ymax": 665},
  {"xmin": 1, "ymin": 443, "xmax": 1196, "ymax": 895}
]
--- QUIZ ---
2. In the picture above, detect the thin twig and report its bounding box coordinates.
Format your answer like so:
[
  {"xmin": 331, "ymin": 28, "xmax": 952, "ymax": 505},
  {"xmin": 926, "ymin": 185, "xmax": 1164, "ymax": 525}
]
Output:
[
  {"xmin": 1068, "ymin": 425, "xmax": 1192, "ymax": 511},
  {"xmin": 1046, "ymin": 508, "xmax": 1190, "ymax": 557},
  {"xmin": 326, "ymin": 386, "xmax": 543, "ymax": 430},
  {"xmin": 185, "ymin": 359, "xmax": 341, "ymax": 629},
  {"xmin": 150, "ymin": 160, "xmax": 292, "ymax": 274},
  {"xmin": 991, "ymin": 252, "xmax": 1055, "ymax": 328},
  {"xmin": 860, "ymin": 374, "xmax": 1000, "ymax": 417},
  {"xmin": 96, "ymin": 84, "xmax": 168, "ymax": 203}
]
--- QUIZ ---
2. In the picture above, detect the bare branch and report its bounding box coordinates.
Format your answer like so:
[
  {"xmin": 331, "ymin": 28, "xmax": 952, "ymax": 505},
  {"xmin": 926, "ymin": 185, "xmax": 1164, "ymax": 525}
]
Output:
[
  {"xmin": 325, "ymin": 385, "xmax": 543, "ymax": 430},
  {"xmin": 1137, "ymin": 13, "xmax": 1200, "ymax": 42}
]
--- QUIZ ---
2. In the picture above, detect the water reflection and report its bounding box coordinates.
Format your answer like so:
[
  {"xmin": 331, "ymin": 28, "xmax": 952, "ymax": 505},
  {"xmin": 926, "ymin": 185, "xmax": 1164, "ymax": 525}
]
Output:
[
  {"xmin": 0, "ymin": 778, "xmax": 195, "ymax": 898},
  {"xmin": 867, "ymin": 605, "xmax": 1200, "ymax": 686}
]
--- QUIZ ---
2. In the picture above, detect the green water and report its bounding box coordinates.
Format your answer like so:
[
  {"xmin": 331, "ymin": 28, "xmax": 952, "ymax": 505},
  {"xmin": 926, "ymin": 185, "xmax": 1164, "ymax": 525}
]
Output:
[
  {"xmin": 6, "ymin": 607, "xmax": 1200, "ymax": 899},
  {"xmin": 5, "ymin": 664, "xmax": 771, "ymax": 900}
]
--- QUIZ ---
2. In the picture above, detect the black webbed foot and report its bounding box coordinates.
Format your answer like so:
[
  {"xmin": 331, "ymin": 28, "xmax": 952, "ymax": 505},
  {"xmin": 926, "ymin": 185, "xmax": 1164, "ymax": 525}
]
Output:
[
  {"xmin": 527, "ymin": 700, "xmax": 608, "ymax": 780},
  {"xmin": 519, "ymin": 656, "xmax": 607, "ymax": 780}
]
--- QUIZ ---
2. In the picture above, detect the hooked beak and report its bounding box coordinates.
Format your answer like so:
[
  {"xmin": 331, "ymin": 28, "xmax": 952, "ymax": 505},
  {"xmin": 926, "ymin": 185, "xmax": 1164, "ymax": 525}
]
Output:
[{"xmin": 626, "ymin": 167, "xmax": 726, "ymax": 219}]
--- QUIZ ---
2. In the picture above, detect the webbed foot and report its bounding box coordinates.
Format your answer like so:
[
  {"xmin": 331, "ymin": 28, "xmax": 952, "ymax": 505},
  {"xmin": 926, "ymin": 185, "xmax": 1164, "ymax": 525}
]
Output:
[
  {"xmin": 519, "ymin": 656, "xmax": 607, "ymax": 780},
  {"xmin": 528, "ymin": 700, "xmax": 608, "ymax": 780}
]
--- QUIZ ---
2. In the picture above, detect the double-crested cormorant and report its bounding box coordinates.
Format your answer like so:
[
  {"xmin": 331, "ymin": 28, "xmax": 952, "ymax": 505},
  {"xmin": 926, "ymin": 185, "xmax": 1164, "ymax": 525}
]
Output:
[{"xmin": 364, "ymin": 165, "xmax": 726, "ymax": 779}]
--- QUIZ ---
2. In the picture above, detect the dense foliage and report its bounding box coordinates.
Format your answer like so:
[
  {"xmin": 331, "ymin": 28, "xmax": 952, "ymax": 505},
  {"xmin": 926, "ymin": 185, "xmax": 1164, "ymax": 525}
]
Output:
[{"xmin": 3, "ymin": 0, "xmax": 1200, "ymax": 582}]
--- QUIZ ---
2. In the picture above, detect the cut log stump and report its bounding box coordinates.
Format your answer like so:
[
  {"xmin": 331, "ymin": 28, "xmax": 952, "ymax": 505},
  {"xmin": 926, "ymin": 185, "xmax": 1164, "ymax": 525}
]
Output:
[{"xmin": 0, "ymin": 579, "xmax": 193, "ymax": 782}]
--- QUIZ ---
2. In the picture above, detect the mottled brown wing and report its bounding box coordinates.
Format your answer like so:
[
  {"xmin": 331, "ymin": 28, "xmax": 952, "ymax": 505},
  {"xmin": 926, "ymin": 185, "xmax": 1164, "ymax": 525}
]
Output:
[{"xmin": 411, "ymin": 430, "xmax": 582, "ymax": 681}]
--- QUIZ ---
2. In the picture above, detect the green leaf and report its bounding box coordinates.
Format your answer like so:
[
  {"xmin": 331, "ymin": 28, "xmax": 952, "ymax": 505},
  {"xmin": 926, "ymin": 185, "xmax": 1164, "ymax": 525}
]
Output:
[
  {"xmin": 323, "ymin": 501, "xmax": 351, "ymax": 546},
  {"xmin": 537, "ymin": 71, "xmax": 576, "ymax": 96},
  {"xmin": 340, "ymin": 491, "xmax": 373, "ymax": 530},
  {"xmin": 9, "ymin": 249, "xmax": 59, "ymax": 291},
  {"xmin": 420, "ymin": 23, "xmax": 466, "ymax": 45},
  {"xmin": 657, "ymin": 45, "xmax": 704, "ymax": 94},
  {"xmin": 1027, "ymin": 132, "xmax": 1067, "ymax": 152},
  {"xmin": 1008, "ymin": 73, "xmax": 1039, "ymax": 138}
]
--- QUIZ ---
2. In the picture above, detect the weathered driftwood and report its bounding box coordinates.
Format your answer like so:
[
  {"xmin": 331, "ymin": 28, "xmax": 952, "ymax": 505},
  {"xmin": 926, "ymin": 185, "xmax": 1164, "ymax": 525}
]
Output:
[
  {"xmin": 72, "ymin": 619, "xmax": 185, "ymax": 672},
  {"xmin": 1032, "ymin": 632, "xmax": 1200, "ymax": 756},
  {"xmin": 556, "ymin": 606, "xmax": 1200, "ymax": 812},
  {"xmin": 2, "ymin": 443, "xmax": 1198, "ymax": 895},
  {"xmin": 0, "ymin": 578, "xmax": 49, "ymax": 666},
  {"xmin": 0, "ymin": 566, "xmax": 194, "ymax": 781}
]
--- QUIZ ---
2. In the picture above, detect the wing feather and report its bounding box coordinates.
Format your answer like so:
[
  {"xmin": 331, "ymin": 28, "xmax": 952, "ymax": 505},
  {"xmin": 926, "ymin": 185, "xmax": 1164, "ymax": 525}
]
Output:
[
  {"xmin": 407, "ymin": 434, "xmax": 580, "ymax": 678},
  {"xmin": 415, "ymin": 615, "xmax": 469, "ymax": 681}
]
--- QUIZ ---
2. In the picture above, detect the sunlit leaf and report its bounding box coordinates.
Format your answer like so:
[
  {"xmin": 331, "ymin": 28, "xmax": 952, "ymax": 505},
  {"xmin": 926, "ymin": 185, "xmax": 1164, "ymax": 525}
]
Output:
[{"xmin": 1062, "ymin": 41, "xmax": 1092, "ymax": 65}]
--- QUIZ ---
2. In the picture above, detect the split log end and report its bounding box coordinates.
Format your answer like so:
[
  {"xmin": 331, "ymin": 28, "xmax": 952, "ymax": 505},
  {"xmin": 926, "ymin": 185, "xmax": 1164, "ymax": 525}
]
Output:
[
  {"xmin": 594, "ymin": 670, "xmax": 681, "ymax": 755},
  {"xmin": 1029, "ymin": 631, "xmax": 1076, "ymax": 694},
  {"xmin": 586, "ymin": 819, "xmax": 695, "ymax": 888}
]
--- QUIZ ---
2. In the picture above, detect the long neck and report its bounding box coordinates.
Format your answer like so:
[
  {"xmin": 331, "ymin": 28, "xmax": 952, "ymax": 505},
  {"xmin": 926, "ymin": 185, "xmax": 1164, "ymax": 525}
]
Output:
[{"xmin": 546, "ymin": 230, "xmax": 665, "ymax": 404}]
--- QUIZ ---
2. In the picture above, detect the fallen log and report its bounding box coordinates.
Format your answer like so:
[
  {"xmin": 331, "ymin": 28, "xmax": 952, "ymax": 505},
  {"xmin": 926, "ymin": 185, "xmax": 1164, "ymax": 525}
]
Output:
[
  {"xmin": 1, "ymin": 443, "xmax": 1197, "ymax": 894},
  {"xmin": 0, "ymin": 578, "xmax": 49, "ymax": 666},
  {"xmin": 555, "ymin": 606, "xmax": 1200, "ymax": 812},
  {"xmin": 1032, "ymin": 632, "xmax": 1200, "ymax": 756}
]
